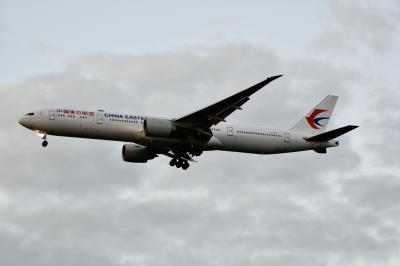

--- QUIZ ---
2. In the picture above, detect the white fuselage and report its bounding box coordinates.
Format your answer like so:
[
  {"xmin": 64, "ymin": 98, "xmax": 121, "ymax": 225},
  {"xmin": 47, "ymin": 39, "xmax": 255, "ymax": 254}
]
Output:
[{"xmin": 19, "ymin": 108, "xmax": 337, "ymax": 154}]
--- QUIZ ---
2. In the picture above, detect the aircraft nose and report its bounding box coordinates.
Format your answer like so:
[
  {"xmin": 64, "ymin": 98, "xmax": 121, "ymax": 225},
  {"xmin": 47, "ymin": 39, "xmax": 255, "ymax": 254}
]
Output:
[{"xmin": 18, "ymin": 116, "xmax": 28, "ymax": 127}]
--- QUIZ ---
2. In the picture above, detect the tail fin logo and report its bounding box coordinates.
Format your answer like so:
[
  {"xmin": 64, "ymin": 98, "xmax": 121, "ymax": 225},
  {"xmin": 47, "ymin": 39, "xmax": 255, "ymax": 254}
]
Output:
[{"xmin": 306, "ymin": 109, "xmax": 329, "ymax": 129}]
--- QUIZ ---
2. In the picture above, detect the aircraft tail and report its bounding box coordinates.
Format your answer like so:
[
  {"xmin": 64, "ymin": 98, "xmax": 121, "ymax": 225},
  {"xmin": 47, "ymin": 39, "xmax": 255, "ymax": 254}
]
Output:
[{"xmin": 290, "ymin": 95, "xmax": 338, "ymax": 136}]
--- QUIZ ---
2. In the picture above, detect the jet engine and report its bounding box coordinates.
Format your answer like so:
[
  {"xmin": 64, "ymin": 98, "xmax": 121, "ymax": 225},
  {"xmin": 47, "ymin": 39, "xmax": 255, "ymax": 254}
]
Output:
[
  {"xmin": 122, "ymin": 144, "xmax": 156, "ymax": 163},
  {"xmin": 143, "ymin": 118, "xmax": 177, "ymax": 137}
]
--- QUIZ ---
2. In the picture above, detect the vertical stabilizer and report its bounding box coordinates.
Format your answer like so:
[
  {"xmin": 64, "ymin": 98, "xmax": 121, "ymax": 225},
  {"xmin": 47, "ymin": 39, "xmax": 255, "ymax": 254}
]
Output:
[{"xmin": 290, "ymin": 95, "xmax": 338, "ymax": 136}]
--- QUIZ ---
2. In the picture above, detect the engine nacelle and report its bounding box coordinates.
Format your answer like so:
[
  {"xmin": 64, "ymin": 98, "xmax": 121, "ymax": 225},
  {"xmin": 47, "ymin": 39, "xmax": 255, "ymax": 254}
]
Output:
[
  {"xmin": 122, "ymin": 144, "xmax": 156, "ymax": 163},
  {"xmin": 143, "ymin": 118, "xmax": 177, "ymax": 137}
]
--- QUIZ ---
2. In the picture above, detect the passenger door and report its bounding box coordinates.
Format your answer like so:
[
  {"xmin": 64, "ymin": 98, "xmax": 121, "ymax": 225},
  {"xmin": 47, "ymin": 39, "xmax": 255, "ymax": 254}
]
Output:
[
  {"xmin": 227, "ymin": 126, "xmax": 234, "ymax": 136},
  {"xmin": 284, "ymin": 132, "xmax": 290, "ymax": 142},
  {"xmin": 48, "ymin": 110, "xmax": 56, "ymax": 120},
  {"xmin": 224, "ymin": 126, "xmax": 236, "ymax": 149},
  {"xmin": 96, "ymin": 112, "xmax": 104, "ymax": 124}
]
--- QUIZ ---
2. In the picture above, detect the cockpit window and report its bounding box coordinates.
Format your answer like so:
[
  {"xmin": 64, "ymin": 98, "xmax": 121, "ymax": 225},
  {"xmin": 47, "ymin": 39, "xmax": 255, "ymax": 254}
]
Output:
[{"xmin": 25, "ymin": 112, "xmax": 34, "ymax": 116}]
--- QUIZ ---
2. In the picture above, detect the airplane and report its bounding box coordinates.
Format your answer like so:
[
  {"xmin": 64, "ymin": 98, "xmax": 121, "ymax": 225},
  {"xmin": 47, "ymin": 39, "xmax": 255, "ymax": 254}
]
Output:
[{"xmin": 18, "ymin": 75, "xmax": 358, "ymax": 170}]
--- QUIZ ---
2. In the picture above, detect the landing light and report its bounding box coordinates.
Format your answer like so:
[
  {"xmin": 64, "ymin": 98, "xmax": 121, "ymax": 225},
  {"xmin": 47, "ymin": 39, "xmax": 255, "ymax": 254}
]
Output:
[{"xmin": 36, "ymin": 132, "xmax": 45, "ymax": 138}]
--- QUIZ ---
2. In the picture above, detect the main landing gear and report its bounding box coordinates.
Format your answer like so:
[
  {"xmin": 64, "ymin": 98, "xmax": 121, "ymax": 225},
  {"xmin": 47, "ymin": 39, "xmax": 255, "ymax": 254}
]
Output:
[
  {"xmin": 41, "ymin": 134, "xmax": 48, "ymax": 147},
  {"xmin": 188, "ymin": 144, "xmax": 203, "ymax": 157},
  {"xmin": 169, "ymin": 158, "xmax": 190, "ymax": 170}
]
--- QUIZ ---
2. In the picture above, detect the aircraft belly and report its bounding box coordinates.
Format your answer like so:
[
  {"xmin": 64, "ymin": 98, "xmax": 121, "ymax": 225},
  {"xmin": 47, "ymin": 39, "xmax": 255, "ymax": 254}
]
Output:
[
  {"xmin": 140, "ymin": 137, "xmax": 186, "ymax": 149},
  {"xmin": 45, "ymin": 120, "xmax": 82, "ymax": 137},
  {"xmin": 45, "ymin": 120, "xmax": 137, "ymax": 142},
  {"xmin": 236, "ymin": 136, "xmax": 284, "ymax": 154},
  {"xmin": 215, "ymin": 135, "xmax": 284, "ymax": 154}
]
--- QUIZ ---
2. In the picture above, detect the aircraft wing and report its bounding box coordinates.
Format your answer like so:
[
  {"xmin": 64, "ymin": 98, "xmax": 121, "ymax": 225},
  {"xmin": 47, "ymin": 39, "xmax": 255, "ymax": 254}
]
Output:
[{"xmin": 173, "ymin": 75, "xmax": 282, "ymax": 129}]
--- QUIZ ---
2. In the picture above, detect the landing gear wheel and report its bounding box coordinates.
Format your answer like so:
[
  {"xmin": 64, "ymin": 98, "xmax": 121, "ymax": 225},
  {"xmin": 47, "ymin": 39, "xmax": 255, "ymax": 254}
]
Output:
[
  {"xmin": 182, "ymin": 161, "xmax": 190, "ymax": 170},
  {"xmin": 176, "ymin": 160, "xmax": 183, "ymax": 168},
  {"xmin": 169, "ymin": 159, "xmax": 176, "ymax": 166}
]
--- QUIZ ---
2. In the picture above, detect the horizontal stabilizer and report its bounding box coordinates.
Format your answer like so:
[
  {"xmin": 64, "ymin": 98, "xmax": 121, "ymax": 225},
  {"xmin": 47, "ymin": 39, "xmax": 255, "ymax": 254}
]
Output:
[{"xmin": 306, "ymin": 125, "xmax": 358, "ymax": 142}]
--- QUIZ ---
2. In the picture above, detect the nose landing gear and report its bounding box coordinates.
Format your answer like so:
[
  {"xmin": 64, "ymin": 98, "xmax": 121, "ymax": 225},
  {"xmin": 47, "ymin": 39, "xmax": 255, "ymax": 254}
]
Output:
[{"xmin": 41, "ymin": 134, "xmax": 48, "ymax": 147}]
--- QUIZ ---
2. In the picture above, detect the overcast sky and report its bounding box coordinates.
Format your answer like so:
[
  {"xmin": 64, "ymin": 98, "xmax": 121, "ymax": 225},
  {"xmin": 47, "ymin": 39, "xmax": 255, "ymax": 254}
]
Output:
[{"xmin": 1, "ymin": 1, "xmax": 400, "ymax": 265}]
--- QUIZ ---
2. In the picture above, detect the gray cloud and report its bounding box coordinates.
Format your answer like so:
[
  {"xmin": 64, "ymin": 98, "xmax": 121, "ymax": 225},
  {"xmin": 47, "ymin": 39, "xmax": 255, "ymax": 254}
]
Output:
[
  {"xmin": 0, "ymin": 41, "xmax": 399, "ymax": 266},
  {"xmin": 362, "ymin": 85, "xmax": 400, "ymax": 167},
  {"xmin": 310, "ymin": 0, "xmax": 398, "ymax": 54}
]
